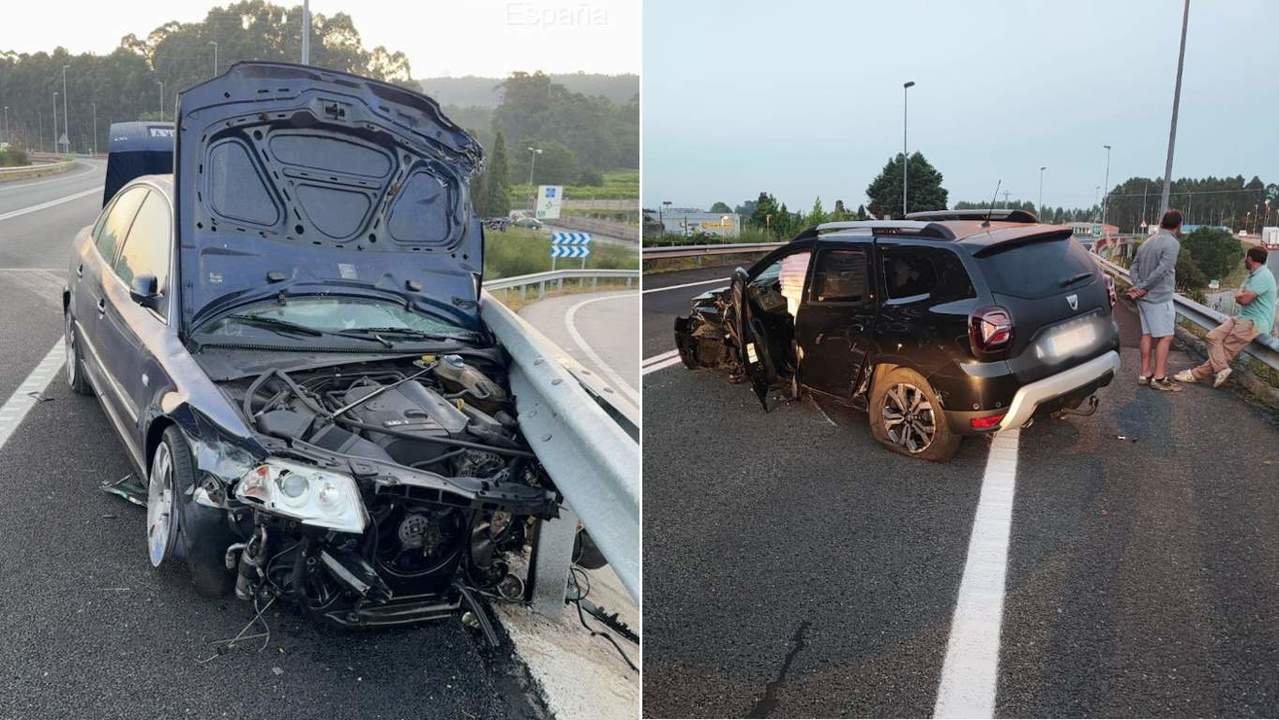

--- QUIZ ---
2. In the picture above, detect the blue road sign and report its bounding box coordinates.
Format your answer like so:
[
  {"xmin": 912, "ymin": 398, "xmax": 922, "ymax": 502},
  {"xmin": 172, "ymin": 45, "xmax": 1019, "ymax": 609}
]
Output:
[
  {"xmin": 551, "ymin": 232, "xmax": 592, "ymax": 245},
  {"xmin": 551, "ymin": 245, "xmax": 591, "ymax": 258}
]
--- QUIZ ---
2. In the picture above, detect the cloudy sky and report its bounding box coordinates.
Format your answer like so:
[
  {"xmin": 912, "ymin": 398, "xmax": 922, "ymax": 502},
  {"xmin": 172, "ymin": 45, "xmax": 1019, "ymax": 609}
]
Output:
[
  {"xmin": 643, "ymin": 0, "xmax": 1277, "ymax": 213},
  {"xmin": 1, "ymin": 0, "xmax": 640, "ymax": 77}
]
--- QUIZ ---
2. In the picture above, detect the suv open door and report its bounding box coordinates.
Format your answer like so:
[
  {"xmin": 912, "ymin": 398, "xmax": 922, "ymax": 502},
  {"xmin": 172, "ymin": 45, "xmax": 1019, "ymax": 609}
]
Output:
[{"xmin": 729, "ymin": 267, "xmax": 774, "ymax": 409}]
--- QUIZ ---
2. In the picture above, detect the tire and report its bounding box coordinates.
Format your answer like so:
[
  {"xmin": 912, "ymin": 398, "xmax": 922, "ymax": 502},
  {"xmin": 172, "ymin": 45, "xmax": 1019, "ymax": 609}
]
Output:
[
  {"xmin": 150, "ymin": 426, "xmax": 236, "ymax": 597},
  {"xmin": 64, "ymin": 313, "xmax": 93, "ymax": 396},
  {"xmin": 869, "ymin": 367, "xmax": 961, "ymax": 462}
]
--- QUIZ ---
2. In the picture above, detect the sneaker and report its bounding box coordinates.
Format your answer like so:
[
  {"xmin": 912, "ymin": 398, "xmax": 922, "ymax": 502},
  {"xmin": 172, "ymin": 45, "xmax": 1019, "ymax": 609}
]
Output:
[
  {"xmin": 1173, "ymin": 369, "xmax": 1198, "ymax": 384},
  {"xmin": 1213, "ymin": 367, "xmax": 1232, "ymax": 388},
  {"xmin": 1137, "ymin": 374, "xmax": 1152, "ymax": 386},
  {"xmin": 1151, "ymin": 377, "xmax": 1184, "ymax": 392}
]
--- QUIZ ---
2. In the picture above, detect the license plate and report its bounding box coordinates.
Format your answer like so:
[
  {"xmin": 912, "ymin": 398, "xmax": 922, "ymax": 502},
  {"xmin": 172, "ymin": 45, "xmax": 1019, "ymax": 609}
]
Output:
[{"xmin": 1047, "ymin": 322, "xmax": 1096, "ymax": 356}]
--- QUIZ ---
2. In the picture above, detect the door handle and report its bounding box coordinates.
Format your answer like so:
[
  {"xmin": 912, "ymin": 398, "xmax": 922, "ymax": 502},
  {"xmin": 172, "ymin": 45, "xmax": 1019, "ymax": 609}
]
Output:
[
  {"xmin": 97, "ymin": 298, "xmax": 106, "ymax": 314},
  {"xmin": 76, "ymin": 264, "xmax": 83, "ymax": 278}
]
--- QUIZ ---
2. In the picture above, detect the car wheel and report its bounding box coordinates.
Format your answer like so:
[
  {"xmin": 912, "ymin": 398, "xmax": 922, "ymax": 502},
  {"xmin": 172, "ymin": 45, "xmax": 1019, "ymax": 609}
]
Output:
[
  {"xmin": 151, "ymin": 426, "xmax": 236, "ymax": 596},
  {"xmin": 64, "ymin": 313, "xmax": 92, "ymax": 396},
  {"xmin": 869, "ymin": 367, "xmax": 960, "ymax": 462}
]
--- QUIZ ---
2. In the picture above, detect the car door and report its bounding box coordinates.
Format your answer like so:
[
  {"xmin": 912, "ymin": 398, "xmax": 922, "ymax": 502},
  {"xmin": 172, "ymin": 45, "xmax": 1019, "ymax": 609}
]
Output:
[
  {"xmin": 98, "ymin": 188, "xmax": 173, "ymax": 455},
  {"xmin": 794, "ymin": 241, "xmax": 878, "ymax": 399},
  {"xmin": 75, "ymin": 186, "xmax": 149, "ymax": 409}
]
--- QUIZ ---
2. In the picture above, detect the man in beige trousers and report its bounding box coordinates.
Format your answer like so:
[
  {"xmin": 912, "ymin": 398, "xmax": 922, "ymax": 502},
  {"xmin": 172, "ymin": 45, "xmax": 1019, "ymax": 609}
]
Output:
[{"xmin": 1175, "ymin": 246, "xmax": 1277, "ymax": 387}]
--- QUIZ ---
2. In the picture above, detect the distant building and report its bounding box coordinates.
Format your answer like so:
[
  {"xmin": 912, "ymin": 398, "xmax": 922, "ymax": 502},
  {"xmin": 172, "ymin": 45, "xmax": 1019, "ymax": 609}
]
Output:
[{"xmin": 653, "ymin": 208, "xmax": 741, "ymax": 238}]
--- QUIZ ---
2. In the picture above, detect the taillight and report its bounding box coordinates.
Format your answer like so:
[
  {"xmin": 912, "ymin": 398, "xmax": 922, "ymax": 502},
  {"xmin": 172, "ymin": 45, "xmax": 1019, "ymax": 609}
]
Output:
[
  {"xmin": 1104, "ymin": 275, "xmax": 1117, "ymax": 308},
  {"xmin": 969, "ymin": 305, "xmax": 1013, "ymax": 354}
]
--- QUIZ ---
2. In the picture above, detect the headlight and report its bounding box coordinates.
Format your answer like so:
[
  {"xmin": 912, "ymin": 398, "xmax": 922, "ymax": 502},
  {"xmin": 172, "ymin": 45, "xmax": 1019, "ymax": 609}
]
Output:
[{"xmin": 235, "ymin": 459, "xmax": 367, "ymax": 534}]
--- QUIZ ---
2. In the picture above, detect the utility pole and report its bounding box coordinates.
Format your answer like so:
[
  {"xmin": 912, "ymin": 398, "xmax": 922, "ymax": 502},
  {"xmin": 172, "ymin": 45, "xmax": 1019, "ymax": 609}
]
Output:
[
  {"xmin": 51, "ymin": 92, "xmax": 57, "ymax": 154},
  {"xmin": 526, "ymin": 146, "xmax": 542, "ymax": 213},
  {"xmin": 209, "ymin": 41, "xmax": 219, "ymax": 75},
  {"xmin": 61, "ymin": 64, "xmax": 69, "ymax": 154},
  {"xmin": 1140, "ymin": 180, "xmax": 1149, "ymax": 233},
  {"xmin": 158, "ymin": 81, "xmax": 164, "ymax": 122},
  {"xmin": 301, "ymin": 0, "xmax": 311, "ymax": 64},
  {"xmin": 1160, "ymin": 0, "xmax": 1190, "ymax": 215},
  {"xmin": 91, "ymin": 102, "xmax": 97, "ymax": 156},
  {"xmin": 1038, "ymin": 166, "xmax": 1047, "ymax": 217},
  {"xmin": 1101, "ymin": 144, "xmax": 1111, "ymax": 228},
  {"xmin": 902, "ymin": 80, "xmax": 915, "ymax": 218}
]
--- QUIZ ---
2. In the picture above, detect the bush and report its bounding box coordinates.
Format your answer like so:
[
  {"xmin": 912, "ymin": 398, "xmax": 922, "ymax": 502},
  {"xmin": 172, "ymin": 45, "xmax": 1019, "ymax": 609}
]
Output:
[
  {"xmin": 0, "ymin": 147, "xmax": 30, "ymax": 167},
  {"xmin": 575, "ymin": 168, "xmax": 604, "ymax": 186},
  {"xmin": 1181, "ymin": 226, "xmax": 1242, "ymax": 282},
  {"xmin": 1175, "ymin": 247, "xmax": 1209, "ymax": 293}
]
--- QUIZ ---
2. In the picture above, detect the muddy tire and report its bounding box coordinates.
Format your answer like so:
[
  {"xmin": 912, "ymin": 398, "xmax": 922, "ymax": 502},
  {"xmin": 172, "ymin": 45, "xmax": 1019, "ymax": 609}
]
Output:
[
  {"xmin": 869, "ymin": 367, "xmax": 960, "ymax": 462},
  {"xmin": 154, "ymin": 426, "xmax": 235, "ymax": 597},
  {"xmin": 64, "ymin": 313, "xmax": 92, "ymax": 396}
]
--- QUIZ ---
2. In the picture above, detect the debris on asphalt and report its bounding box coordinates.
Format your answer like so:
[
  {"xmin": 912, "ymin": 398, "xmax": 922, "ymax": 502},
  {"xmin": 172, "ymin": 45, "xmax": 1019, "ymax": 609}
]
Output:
[
  {"xmin": 100, "ymin": 474, "xmax": 146, "ymax": 507},
  {"xmin": 1115, "ymin": 435, "xmax": 1138, "ymax": 442}
]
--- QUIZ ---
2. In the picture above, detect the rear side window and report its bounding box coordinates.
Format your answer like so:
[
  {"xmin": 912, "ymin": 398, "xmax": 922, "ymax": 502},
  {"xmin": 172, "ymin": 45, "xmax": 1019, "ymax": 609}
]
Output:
[
  {"xmin": 114, "ymin": 191, "xmax": 172, "ymax": 301},
  {"xmin": 882, "ymin": 246, "xmax": 975, "ymax": 302},
  {"xmin": 810, "ymin": 248, "xmax": 869, "ymax": 303},
  {"xmin": 979, "ymin": 237, "xmax": 1095, "ymax": 299},
  {"xmin": 94, "ymin": 187, "xmax": 149, "ymax": 264}
]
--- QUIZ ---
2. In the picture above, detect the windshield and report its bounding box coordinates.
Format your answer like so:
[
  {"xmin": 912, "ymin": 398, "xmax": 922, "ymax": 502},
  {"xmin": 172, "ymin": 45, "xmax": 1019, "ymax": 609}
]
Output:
[{"xmin": 197, "ymin": 296, "xmax": 477, "ymax": 343}]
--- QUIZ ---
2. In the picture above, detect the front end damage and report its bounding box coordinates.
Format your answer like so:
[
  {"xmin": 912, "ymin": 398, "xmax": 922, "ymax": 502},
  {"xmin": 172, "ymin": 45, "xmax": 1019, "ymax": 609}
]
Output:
[
  {"xmin": 181, "ymin": 351, "xmax": 558, "ymax": 630},
  {"xmin": 673, "ymin": 287, "xmax": 738, "ymax": 373}
]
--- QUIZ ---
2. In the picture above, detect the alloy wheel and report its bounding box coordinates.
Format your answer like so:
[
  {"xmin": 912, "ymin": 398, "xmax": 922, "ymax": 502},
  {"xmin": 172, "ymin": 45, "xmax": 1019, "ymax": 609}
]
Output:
[
  {"xmin": 147, "ymin": 443, "xmax": 176, "ymax": 568},
  {"xmin": 881, "ymin": 382, "xmax": 936, "ymax": 454}
]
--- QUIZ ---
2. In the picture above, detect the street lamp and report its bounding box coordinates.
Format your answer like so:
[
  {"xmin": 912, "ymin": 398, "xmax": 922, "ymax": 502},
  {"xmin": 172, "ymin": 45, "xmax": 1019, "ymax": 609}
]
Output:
[
  {"xmin": 902, "ymin": 80, "xmax": 915, "ymax": 218},
  {"xmin": 91, "ymin": 102, "xmax": 97, "ymax": 156},
  {"xmin": 158, "ymin": 81, "xmax": 164, "ymax": 122},
  {"xmin": 62, "ymin": 64, "xmax": 69, "ymax": 154},
  {"xmin": 526, "ymin": 146, "xmax": 542, "ymax": 213},
  {"xmin": 1101, "ymin": 144, "xmax": 1111, "ymax": 229},
  {"xmin": 659, "ymin": 200, "xmax": 672, "ymax": 228},
  {"xmin": 209, "ymin": 41, "xmax": 219, "ymax": 75},
  {"xmin": 51, "ymin": 91, "xmax": 58, "ymax": 154},
  {"xmin": 2, "ymin": 106, "xmax": 8, "ymax": 146},
  {"xmin": 1038, "ymin": 166, "xmax": 1047, "ymax": 218},
  {"xmin": 1159, "ymin": 0, "xmax": 1190, "ymax": 215}
]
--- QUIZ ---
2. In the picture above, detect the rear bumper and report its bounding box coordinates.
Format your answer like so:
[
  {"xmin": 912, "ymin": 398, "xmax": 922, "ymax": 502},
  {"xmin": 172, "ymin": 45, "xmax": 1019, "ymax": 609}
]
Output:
[{"xmin": 998, "ymin": 350, "xmax": 1121, "ymax": 430}]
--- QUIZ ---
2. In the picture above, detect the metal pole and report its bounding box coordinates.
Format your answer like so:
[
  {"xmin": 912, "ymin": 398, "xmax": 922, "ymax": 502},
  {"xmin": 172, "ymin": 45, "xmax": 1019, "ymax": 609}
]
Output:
[
  {"xmin": 51, "ymin": 92, "xmax": 57, "ymax": 154},
  {"xmin": 61, "ymin": 65, "xmax": 69, "ymax": 154},
  {"xmin": 526, "ymin": 147, "xmax": 540, "ymax": 213},
  {"xmin": 2, "ymin": 106, "xmax": 7, "ymax": 145},
  {"xmin": 902, "ymin": 80, "xmax": 915, "ymax": 218},
  {"xmin": 1141, "ymin": 180, "xmax": 1149, "ymax": 232},
  {"xmin": 158, "ymin": 81, "xmax": 164, "ymax": 122},
  {"xmin": 1160, "ymin": 0, "xmax": 1190, "ymax": 215},
  {"xmin": 91, "ymin": 102, "xmax": 97, "ymax": 156},
  {"xmin": 209, "ymin": 41, "xmax": 218, "ymax": 75},
  {"xmin": 1101, "ymin": 144, "xmax": 1111, "ymax": 228},
  {"xmin": 301, "ymin": 0, "xmax": 311, "ymax": 64},
  {"xmin": 1038, "ymin": 166, "xmax": 1046, "ymax": 217}
]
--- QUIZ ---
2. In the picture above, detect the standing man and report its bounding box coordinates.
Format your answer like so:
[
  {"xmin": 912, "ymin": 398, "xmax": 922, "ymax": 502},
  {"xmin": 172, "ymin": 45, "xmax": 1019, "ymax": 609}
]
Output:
[
  {"xmin": 1175, "ymin": 246, "xmax": 1276, "ymax": 387},
  {"xmin": 1128, "ymin": 209, "xmax": 1184, "ymax": 391}
]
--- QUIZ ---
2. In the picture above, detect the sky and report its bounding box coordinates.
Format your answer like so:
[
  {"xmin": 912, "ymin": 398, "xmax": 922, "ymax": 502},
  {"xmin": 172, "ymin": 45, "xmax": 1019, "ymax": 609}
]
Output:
[
  {"xmin": 0, "ymin": 0, "xmax": 640, "ymax": 77},
  {"xmin": 643, "ymin": 0, "xmax": 1278, "ymax": 213}
]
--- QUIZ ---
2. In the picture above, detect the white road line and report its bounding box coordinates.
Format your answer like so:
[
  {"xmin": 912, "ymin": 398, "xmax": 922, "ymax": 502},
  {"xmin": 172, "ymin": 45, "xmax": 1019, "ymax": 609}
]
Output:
[
  {"xmin": 565, "ymin": 293, "xmax": 641, "ymax": 404},
  {"xmin": 642, "ymin": 277, "xmax": 729, "ymax": 294},
  {"xmin": 0, "ymin": 340, "xmax": 65, "ymax": 452},
  {"xmin": 0, "ymin": 187, "xmax": 102, "ymax": 223},
  {"xmin": 641, "ymin": 351, "xmax": 683, "ymax": 375},
  {"xmin": 933, "ymin": 428, "xmax": 1022, "ymax": 719}
]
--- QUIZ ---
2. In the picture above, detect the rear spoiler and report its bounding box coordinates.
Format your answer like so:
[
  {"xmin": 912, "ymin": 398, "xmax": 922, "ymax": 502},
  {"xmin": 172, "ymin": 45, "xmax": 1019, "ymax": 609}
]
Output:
[
  {"xmin": 972, "ymin": 227, "xmax": 1075, "ymax": 257},
  {"xmin": 104, "ymin": 121, "xmax": 175, "ymax": 206}
]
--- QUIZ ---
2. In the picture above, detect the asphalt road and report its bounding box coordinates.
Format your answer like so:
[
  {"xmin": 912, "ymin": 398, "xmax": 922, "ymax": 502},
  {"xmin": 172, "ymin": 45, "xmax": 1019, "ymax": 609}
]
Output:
[
  {"xmin": 0, "ymin": 161, "xmax": 547, "ymax": 719},
  {"xmin": 519, "ymin": 290, "xmax": 640, "ymax": 405},
  {"xmin": 642, "ymin": 266, "xmax": 1279, "ymax": 718}
]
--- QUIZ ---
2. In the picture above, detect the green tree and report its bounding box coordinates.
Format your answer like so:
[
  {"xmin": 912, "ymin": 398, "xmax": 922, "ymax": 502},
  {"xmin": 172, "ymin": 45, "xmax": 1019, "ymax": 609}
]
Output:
[
  {"xmin": 708, "ymin": 201, "xmax": 732, "ymax": 213},
  {"xmin": 866, "ymin": 152, "xmax": 948, "ymax": 219},
  {"xmin": 1181, "ymin": 226, "xmax": 1243, "ymax": 281},
  {"xmin": 806, "ymin": 196, "xmax": 827, "ymax": 226},
  {"xmin": 510, "ymin": 139, "xmax": 577, "ymax": 186},
  {"xmin": 483, "ymin": 131, "xmax": 511, "ymax": 216},
  {"xmin": 748, "ymin": 192, "xmax": 780, "ymax": 234},
  {"xmin": 1176, "ymin": 246, "xmax": 1209, "ymax": 296}
]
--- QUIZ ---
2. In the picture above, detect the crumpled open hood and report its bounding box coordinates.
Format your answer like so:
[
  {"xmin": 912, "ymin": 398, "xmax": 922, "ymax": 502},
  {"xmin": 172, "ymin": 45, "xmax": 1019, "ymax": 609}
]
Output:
[{"xmin": 175, "ymin": 62, "xmax": 485, "ymax": 331}]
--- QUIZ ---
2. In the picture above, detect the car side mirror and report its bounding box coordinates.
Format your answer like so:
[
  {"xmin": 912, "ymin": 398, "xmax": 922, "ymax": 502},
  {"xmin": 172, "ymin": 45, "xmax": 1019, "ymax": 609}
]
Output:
[{"xmin": 129, "ymin": 273, "xmax": 160, "ymax": 309}]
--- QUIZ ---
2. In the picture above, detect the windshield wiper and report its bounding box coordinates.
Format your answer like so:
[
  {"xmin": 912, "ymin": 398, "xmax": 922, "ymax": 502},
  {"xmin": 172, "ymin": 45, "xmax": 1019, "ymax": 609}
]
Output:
[
  {"xmin": 338, "ymin": 327, "xmax": 458, "ymax": 342},
  {"xmin": 223, "ymin": 314, "xmax": 323, "ymax": 336},
  {"xmin": 1060, "ymin": 272, "xmax": 1093, "ymax": 288}
]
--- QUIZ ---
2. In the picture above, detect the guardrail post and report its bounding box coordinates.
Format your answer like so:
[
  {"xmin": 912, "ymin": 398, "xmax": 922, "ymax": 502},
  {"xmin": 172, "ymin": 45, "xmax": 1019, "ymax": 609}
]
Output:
[
  {"xmin": 530, "ymin": 504, "xmax": 579, "ymax": 617},
  {"xmin": 557, "ymin": 277, "xmax": 564, "ymax": 291},
  {"xmin": 520, "ymin": 284, "xmax": 527, "ymax": 301},
  {"xmin": 591, "ymin": 276, "xmax": 598, "ymax": 289},
  {"xmin": 538, "ymin": 280, "xmax": 545, "ymax": 299}
]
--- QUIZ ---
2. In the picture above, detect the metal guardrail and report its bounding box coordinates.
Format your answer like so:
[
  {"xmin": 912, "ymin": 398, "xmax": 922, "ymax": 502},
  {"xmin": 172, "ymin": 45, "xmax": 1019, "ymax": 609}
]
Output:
[
  {"xmin": 0, "ymin": 160, "xmax": 75, "ymax": 182},
  {"xmin": 485, "ymin": 268, "xmax": 638, "ymax": 295},
  {"xmin": 643, "ymin": 241, "xmax": 787, "ymax": 259},
  {"xmin": 480, "ymin": 290, "xmax": 640, "ymax": 605},
  {"xmin": 1094, "ymin": 255, "xmax": 1279, "ymax": 373}
]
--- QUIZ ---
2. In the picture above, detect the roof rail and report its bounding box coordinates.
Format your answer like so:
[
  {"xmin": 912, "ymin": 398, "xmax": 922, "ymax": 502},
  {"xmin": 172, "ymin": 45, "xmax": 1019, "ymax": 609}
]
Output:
[
  {"xmin": 815, "ymin": 220, "xmax": 956, "ymax": 240},
  {"xmin": 906, "ymin": 209, "xmax": 1039, "ymax": 223}
]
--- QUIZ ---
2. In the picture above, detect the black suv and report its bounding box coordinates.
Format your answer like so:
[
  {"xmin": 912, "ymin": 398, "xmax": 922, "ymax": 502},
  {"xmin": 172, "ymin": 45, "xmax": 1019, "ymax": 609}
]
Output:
[{"xmin": 673, "ymin": 210, "xmax": 1121, "ymax": 461}]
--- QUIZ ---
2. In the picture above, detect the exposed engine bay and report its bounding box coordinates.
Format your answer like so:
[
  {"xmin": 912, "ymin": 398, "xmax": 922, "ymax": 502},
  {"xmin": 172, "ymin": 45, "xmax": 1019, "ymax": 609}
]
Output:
[{"xmin": 205, "ymin": 352, "xmax": 558, "ymax": 630}]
